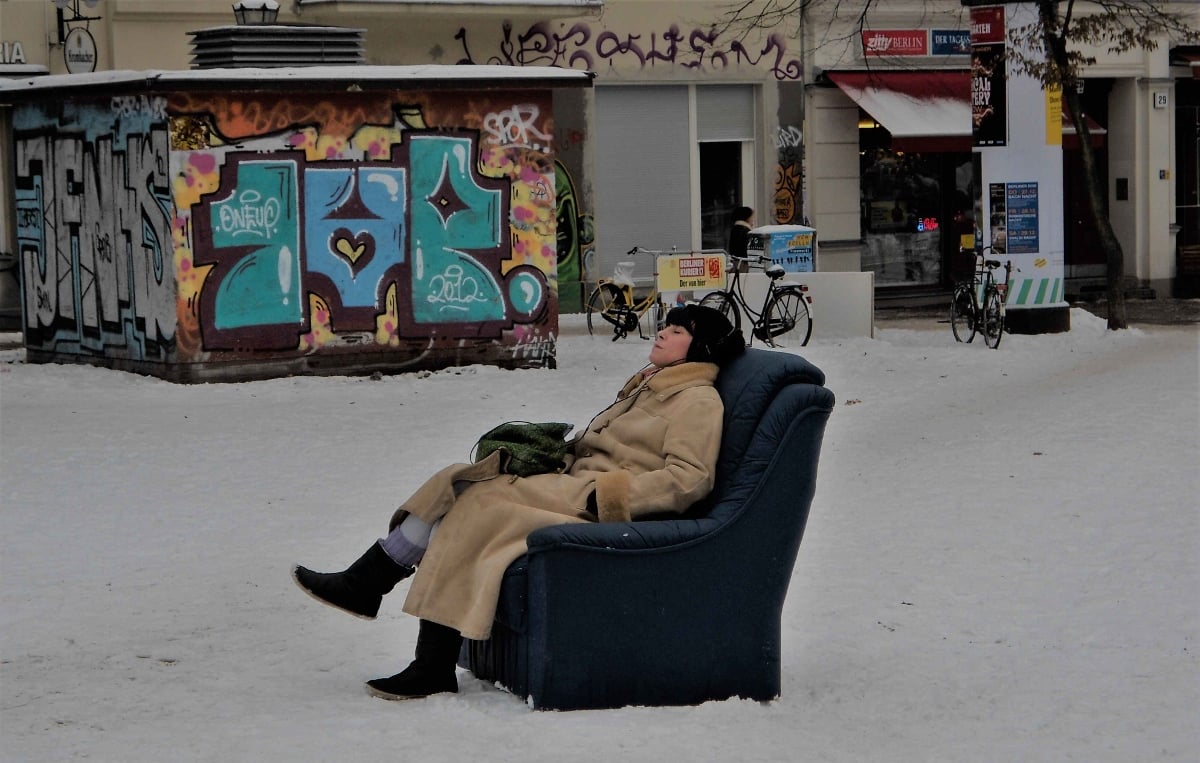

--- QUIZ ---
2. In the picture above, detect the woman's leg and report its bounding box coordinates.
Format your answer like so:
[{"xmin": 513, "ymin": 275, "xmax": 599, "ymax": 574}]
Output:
[
  {"xmin": 292, "ymin": 518, "xmax": 432, "ymax": 619},
  {"xmin": 365, "ymin": 619, "xmax": 463, "ymax": 700}
]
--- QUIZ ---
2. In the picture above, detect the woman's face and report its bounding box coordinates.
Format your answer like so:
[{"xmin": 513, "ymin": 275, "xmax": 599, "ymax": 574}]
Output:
[{"xmin": 648, "ymin": 324, "xmax": 693, "ymax": 367}]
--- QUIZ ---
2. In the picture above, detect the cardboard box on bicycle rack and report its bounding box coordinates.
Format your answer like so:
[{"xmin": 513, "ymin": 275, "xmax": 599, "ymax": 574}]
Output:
[{"xmin": 748, "ymin": 226, "xmax": 817, "ymax": 273}]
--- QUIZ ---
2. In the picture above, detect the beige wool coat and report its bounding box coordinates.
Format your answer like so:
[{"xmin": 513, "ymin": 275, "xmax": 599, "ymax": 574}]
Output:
[{"xmin": 393, "ymin": 362, "xmax": 724, "ymax": 640}]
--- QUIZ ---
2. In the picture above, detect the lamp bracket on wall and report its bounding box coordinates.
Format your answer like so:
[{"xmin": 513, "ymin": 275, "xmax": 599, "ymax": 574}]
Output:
[{"xmin": 53, "ymin": 0, "xmax": 102, "ymax": 45}]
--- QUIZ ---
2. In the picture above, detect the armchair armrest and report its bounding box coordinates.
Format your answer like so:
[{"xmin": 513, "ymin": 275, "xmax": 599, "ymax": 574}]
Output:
[{"xmin": 524, "ymin": 517, "xmax": 721, "ymax": 554}]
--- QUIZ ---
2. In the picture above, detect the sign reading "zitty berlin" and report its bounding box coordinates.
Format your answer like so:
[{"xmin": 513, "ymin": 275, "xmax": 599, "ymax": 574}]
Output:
[{"xmin": 862, "ymin": 30, "xmax": 929, "ymax": 56}]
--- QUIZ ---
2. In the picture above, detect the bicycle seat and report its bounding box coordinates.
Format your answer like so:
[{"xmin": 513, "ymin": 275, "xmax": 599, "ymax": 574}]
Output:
[
  {"xmin": 765, "ymin": 262, "xmax": 786, "ymax": 280},
  {"xmin": 984, "ymin": 259, "xmax": 1002, "ymax": 269}
]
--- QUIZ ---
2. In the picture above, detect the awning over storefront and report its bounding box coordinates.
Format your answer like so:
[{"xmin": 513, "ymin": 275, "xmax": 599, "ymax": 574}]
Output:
[
  {"xmin": 1062, "ymin": 107, "xmax": 1106, "ymax": 148},
  {"xmin": 1171, "ymin": 48, "xmax": 1200, "ymax": 79},
  {"xmin": 827, "ymin": 70, "xmax": 971, "ymax": 153},
  {"xmin": 828, "ymin": 69, "xmax": 1106, "ymax": 152}
]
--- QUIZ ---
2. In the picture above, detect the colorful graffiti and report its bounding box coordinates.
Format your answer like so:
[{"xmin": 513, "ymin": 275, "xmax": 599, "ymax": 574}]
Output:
[
  {"xmin": 12, "ymin": 88, "xmax": 561, "ymax": 374},
  {"xmin": 455, "ymin": 20, "xmax": 802, "ymax": 81},
  {"xmin": 13, "ymin": 98, "xmax": 176, "ymax": 360},
  {"xmin": 773, "ymin": 125, "xmax": 804, "ymax": 225},
  {"xmin": 171, "ymin": 93, "xmax": 556, "ymax": 362},
  {"xmin": 554, "ymin": 159, "xmax": 594, "ymax": 291}
]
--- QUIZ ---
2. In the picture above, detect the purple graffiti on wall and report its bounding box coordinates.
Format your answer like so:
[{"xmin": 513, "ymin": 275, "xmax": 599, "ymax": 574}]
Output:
[{"xmin": 455, "ymin": 21, "xmax": 802, "ymax": 81}]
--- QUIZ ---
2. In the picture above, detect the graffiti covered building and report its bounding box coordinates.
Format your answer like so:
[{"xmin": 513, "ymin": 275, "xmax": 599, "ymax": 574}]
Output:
[{"xmin": 2, "ymin": 66, "xmax": 592, "ymax": 381}]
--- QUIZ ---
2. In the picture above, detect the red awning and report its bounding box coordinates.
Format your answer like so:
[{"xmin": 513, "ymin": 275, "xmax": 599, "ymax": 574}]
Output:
[
  {"xmin": 1062, "ymin": 101, "xmax": 1106, "ymax": 148},
  {"xmin": 1174, "ymin": 51, "xmax": 1200, "ymax": 79},
  {"xmin": 828, "ymin": 69, "xmax": 1106, "ymax": 151},
  {"xmin": 827, "ymin": 70, "xmax": 972, "ymax": 152}
]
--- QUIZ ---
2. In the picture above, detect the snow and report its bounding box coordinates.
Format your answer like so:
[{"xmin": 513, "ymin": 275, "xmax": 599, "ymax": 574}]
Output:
[
  {"xmin": 0, "ymin": 65, "xmax": 593, "ymax": 93},
  {"xmin": 1, "ymin": 310, "xmax": 1197, "ymax": 761}
]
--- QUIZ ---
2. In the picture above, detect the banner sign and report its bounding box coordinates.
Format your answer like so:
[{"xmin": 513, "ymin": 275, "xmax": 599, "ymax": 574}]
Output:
[
  {"xmin": 862, "ymin": 30, "xmax": 929, "ymax": 56},
  {"xmin": 656, "ymin": 253, "xmax": 727, "ymax": 292},
  {"xmin": 971, "ymin": 6, "xmax": 1007, "ymax": 147},
  {"xmin": 931, "ymin": 30, "xmax": 972, "ymax": 56}
]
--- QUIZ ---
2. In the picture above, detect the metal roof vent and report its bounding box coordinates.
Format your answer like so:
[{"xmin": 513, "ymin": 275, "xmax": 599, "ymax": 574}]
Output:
[{"xmin": 189, "ymin": 2, "xmax": 364, "ymax": 69}]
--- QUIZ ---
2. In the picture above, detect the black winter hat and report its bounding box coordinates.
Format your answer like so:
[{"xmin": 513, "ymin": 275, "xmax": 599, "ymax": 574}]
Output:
[{"xmin": 664, "ymin": 304, "xmax": 746, "ymax": 367}]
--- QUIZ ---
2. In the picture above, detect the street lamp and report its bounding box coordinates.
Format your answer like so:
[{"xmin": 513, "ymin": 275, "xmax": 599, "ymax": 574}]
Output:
[{"xmin": 232, "ymin": 0, "xmax": 279, "ymax": 26}]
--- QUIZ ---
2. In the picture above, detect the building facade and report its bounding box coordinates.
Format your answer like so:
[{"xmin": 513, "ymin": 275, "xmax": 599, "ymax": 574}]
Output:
[{"xmin": 3, "ymin": 0, "xmax": 1198, "ymax": 307}]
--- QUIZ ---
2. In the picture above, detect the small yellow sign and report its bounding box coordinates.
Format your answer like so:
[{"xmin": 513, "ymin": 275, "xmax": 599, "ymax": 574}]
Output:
[
  {"xmin": 1045, "ymin": 85, "xmax": 1062, "ymax": 146},
  {"xmin": 656, "ymin": 253, "xmax": 727, "ymax": 293}
]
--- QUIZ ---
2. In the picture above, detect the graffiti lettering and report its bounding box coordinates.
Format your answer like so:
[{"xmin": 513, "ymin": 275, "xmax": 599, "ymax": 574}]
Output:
[
  {"xmin": 14, "ymin": 114, "xmax": 175, "ymax": 361},
  {"xmin": 482, "ymin": 104, "xmax": 553, "ymax": 151},
  {"xmin": 774, "ymin": 125, "xmax": 803, "ymax": 149},
  {"xmin": 509, "ymin": 331, "xmax": 556, "ymax": 362},
  {"xmin": 111, "ymin": 94, "xmax": 168, "ymax": 121},
  {"xmin": 216, "ymin": 189, "xmax": 282, "ymax": 239},
  {"xmin": 426, "ymin": 264, "xmax": 485, "ymax": 311},
  {"xmin": 456, "ymin": 22, "xmax": 801, "ymax": 80}
]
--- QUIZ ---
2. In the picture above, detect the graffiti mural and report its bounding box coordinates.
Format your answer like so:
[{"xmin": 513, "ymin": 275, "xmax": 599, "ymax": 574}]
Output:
[
  {"xmin": 773, "ymin": 126, "xmax": 804, "ymax": 225},
  {"xmin": 454, "ymin": 20, "xmax": 802, "ymax": 81},
  {"xmin": 11, "ymin": 87, "xmax": 562, "ymax": 376},
  {"xmin": 554, "ymin": 158, "xmax": 594, "ymax": 290},
  {"xmin": 13, "ymin": 98, "xmax": 176, "ymax": 361}
]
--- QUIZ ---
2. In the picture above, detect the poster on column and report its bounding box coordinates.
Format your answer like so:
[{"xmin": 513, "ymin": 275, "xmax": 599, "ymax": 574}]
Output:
[
  {"xmin": 971, "ymin": 5, "xmax": 1007, "ymax": 147},
  {"xmin": 989, "ymin": 181, "xmax": 1040, "ymax": 256},
  {"xmin": 1004, "ymin": 182, "xmax": 1039, "ymax": 254}
]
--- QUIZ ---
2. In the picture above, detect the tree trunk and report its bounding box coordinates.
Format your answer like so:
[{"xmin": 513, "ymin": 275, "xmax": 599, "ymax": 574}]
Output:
[
  {"xmin": 1062, "ymin": 87, "xmax": 1128, "ymax": 329},
  {"xmin": 1040, "ymin": 1, "xmax": 1127, "ymax": 329}
]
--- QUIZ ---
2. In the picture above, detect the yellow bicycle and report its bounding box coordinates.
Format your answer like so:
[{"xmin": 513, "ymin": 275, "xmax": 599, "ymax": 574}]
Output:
[{"xmin": 585, "ymin": 246, "xmax": 668, "ymax": 340}]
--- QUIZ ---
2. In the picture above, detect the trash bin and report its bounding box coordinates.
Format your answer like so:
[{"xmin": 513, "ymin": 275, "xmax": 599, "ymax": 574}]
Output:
[{"xmin": 747, "ymin": 225, "xmax": 817, "ymax": 272}]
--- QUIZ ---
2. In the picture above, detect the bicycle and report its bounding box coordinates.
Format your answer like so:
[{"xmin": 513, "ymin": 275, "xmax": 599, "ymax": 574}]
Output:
[
  {"xmin": 950, "ymin": 247, "xmax": 1014, "ymax": 349},
  {"xmin": 585, "ymin": 246, "xmax": 667, "ymax": 341},
  {"xmin": 698, "ymin": 254, "xmax": 813, "ymax": 348}
]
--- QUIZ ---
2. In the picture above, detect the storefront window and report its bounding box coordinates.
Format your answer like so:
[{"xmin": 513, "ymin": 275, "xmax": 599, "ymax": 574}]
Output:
[{"xmin": 860, "ymin": 148, "xmax": 945, "ymax": 286}]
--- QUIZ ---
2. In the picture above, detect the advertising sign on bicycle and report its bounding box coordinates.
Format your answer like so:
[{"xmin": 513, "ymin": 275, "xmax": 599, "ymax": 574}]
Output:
[
  {"xmin": 747, "ymin": 225, "xmax": 817, "ymax": 273},
  {"xmin": 656, "ymin": 252, "xmax": 727, "ymax": 292}
]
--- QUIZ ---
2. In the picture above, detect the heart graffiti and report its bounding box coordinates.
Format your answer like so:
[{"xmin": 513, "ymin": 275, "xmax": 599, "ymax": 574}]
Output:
[{"xmin": 331, "ymin": 228, "xmax": 375, "ymax": 275}]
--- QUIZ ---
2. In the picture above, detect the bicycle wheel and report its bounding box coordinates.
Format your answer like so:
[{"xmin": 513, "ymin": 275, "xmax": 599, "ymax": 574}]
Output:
[
  {"xmin": 762, "ymin": 287, "xmax": 812, "ymax": 348},
  {"xmin": 982, "ymin": 287, "xmax": 1005, "ymax": 349},
  {"xmin": 698, "ymin": 290, "xmax": 741, "ymax": 331},
  {"xmin": 950, "ymin": 285, "xmax": 977, "ymax": 343},
  {"xmin": 585, "ymin": 283, "xmax": 626, "ymax": 336}
]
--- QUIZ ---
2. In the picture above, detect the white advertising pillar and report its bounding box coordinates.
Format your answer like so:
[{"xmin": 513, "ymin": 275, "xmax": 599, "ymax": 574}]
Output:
[{"xmin": 969, "ymin": 1, "xmax": 1070, "ymax": 333}]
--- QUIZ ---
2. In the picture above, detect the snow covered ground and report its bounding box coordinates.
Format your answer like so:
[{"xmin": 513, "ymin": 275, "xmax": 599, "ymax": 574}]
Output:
[{"xmin": 2, "ymin": 311, "xmax": 1197, "ymax": 762}]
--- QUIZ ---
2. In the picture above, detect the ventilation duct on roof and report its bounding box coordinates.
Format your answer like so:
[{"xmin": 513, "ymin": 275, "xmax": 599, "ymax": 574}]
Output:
[{"xmin": 188, "ymin": 25, "xmax": 365, "ymax": 69}]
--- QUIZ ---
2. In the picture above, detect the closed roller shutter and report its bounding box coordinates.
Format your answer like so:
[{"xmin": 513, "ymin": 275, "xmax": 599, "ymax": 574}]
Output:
[{"xmin": 594, "ymin": 85, "xmax": 691, "ymax": 282}]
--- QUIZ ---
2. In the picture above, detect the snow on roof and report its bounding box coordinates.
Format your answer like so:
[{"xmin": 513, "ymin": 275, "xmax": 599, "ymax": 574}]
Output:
[
  {"xmin": 298, "ymin": 0, "xmax": 600, "ymax": 6},
  {"xmin": 0, "ymin": 64, "xmax": 594, "ymax": 95}
]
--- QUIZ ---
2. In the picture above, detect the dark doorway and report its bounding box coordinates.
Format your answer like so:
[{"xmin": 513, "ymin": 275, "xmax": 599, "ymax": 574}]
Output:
[{"xmin": 700, "ymin": 142, "xmax": 742, "ymax": 250}]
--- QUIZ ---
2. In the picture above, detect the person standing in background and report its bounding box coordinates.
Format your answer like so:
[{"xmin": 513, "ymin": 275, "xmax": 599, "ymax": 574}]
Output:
[{"xmin": 728, "ymin": 206, "xmax": 754, "ymax": 271}]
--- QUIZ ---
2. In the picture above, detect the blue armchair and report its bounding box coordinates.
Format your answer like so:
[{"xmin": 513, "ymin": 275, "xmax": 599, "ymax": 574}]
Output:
[{"xmin": 459, "ymin": 348, "xmax": 834, "ymax": 710}]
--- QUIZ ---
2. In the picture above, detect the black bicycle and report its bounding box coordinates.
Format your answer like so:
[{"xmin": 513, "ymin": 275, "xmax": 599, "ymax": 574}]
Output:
[
  {"xmin": 950, "ymin": 248, "xmax": 1013, "ymax": 349},
  {"xmin": 699, "ymin": 254, "xmax": 813, "ymax": 348}
]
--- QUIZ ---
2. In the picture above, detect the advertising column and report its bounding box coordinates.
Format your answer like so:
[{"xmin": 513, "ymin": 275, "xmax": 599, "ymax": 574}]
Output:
[{"xmin": 969, "ymin": 1, "xmax": 1069, "ymax": 333}]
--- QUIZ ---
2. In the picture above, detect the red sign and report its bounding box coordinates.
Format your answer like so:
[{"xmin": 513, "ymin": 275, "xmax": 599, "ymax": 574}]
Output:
[
  {"xmin": 862, "ymin": 30, "xmax": 929, "ymax": 57},
  {"xmin": 970, "ymin": 6, "xmax": 1006, "ymax": 46}
]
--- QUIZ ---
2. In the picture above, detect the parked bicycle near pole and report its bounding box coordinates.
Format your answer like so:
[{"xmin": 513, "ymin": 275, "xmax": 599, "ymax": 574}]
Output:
[
  {"xmin": 585, "ymin": 246, "xmax": 667, "ymax": 341},
  {"xmin": 950, "ymin": 246, "xmax": 1014, "ymax": 349},
  {"xmin": 699, "ymin": 253, "xmax": 813, "ymax": 348}
]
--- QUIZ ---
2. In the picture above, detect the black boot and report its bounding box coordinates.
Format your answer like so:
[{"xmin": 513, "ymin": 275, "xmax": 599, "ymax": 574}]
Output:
[
  {"xmin": 292, "ymin": 542, "xmax": 414, "ymax": 620},
  {"xmin": 365, "ymin": 619, "xmax": 463, "ymax": 700}
]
